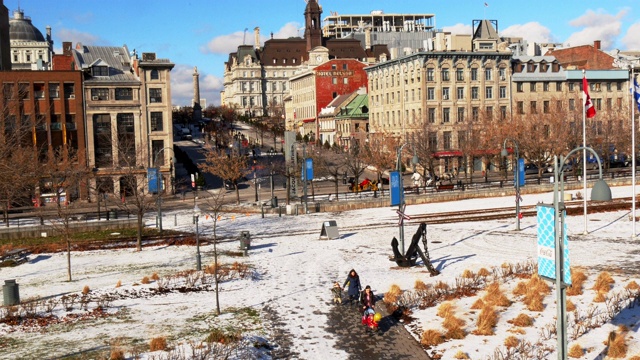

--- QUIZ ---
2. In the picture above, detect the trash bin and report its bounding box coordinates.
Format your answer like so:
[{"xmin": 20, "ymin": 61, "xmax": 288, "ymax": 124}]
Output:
[
  {"xmin": 3, "ymin": 279, "xmax": 20, "ymax": 306},
  {"xmin": 109, "ymin": 209, "xmax": 117, "ymax": 219},
  {"xmin": 239, "ymin": 231, "xmax": 251, "ymax": 250},
  {"xmin": 271, "ymin": 196, "xmax": 278, "ymax": 208}
]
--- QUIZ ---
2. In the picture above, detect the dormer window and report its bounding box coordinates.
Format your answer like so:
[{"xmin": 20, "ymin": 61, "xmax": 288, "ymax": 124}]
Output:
[
  {"xmin": 92, "ymin": 65, "xmax": 109, "ymax": 77},
  {"xmin": 150, "ymin": 69, "xmax": 159, "ymax": 80}
]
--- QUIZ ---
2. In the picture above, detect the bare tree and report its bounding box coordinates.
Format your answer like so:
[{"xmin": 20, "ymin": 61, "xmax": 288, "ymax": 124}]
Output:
[
  {"xmin": 343, "ymin": 141, "xmax": 368, "ymax": 193},
  {"xmin": 199, "ymin": 144, "xmax": 251, "ymax": 204},
  {"xmin": 308, "ymin": 146, "xmax": 347, "ymax": 200},
  {"xmin": 362, "ymin": 132, "xmax": 399, "ymax": 195}
]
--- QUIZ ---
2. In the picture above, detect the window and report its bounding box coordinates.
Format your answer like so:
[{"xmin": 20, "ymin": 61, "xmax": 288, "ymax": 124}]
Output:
[
  {"xmin": 500, "ymin": 106, "xmax": 507, "ymax": 120},
  {"xmin": 443, "ymin": 108, "xmax": 450, "ymax": 123},
  {"xmin": 117, "ymin": 113, "xmax": 135, "ymax": 165},
  {"xmin": 530, "ymin": 101, "xmax": 537, "ymax": 114},
  {"xmin": 443, "ymin": 132, "xmax": 452, "ymax": 150},
  {"xmin": 556, "ymin": 82, "xmax": 562, "ymax": 91},
  {"xmin": 93, "ymin": 114, "xmax": 112, "ymax": 167},
  {"xmin": 18, "ymin": 83, "xmax": 29, "ymax": 100},
  {"xmin": 332, "ymin": 77, "xmax": 337, "ymax": 85},
  {"xmin": 150, "ymin": 69, "xmax": 159, "ymax": 80},
  {"xmin": 64, "ymin": 83, "xmax": 75, "ymax": 99},
  {"xmin": 49, "ymin": 83, "xmax": 60, "ymax": 98},
  {"xmin": 457, "ymin": 107, "xmax": 465, "ymax": 122},
  {"xmin": 428, "ymin": 108, "xmax": 436, "ymax": 123},
  {"xmin": 92, "ymin": 66, "xmax": 109, "ymax": 77},
  {"xmin": 485, "ymin": 106, "xmax": 493, "ymax": 120},
  {"xmin": 150, "ymin": 112, "xmax": 163, "ymax": 131},
  {"xmin": 472, "ymin": 107, "xmax": 479, "ymax": 121},
  {"xmin": 530, "ymin": 82, "xmax": 536, "ymax": 92},
  {"xmin": 606, "ymin": 98, "xmax": 612, "ymax": 110},
  {"xmin": 499, "ymin": 68, "xmax": 506, "ymax": 80},
  {"xmin": 458, "ymin": 131, "xmax": 467, "ymax": 148},
  {"xmin": 441, "ymin": 69, "xmax": 450, "ymax": 81},
  {"xmin": 442, "ymin": 87, "xmax": 450, "ymax": 100},
  {"xmin": 485, "ymin": 86, "xmax": 493, "ymax": 99},
  {"xmin": 427, "ymin": 87, "xmax": 435, "ymax": 100},
  {"xmin": 149, "ymin": 88, "xmax": 162, "ymax": 103},
  {"xmin": 617, "ymin": 82, "xmax": 622, "ymax": 91},
  {"xmin": 517, "ymin": 101, "xmax": 524, "ymax": 114},
  {"xmin": 343, "ymin": 78, "xmax": 348, "ymax": 85},
  {"xmin": 152, "ymin": 140, "xmax": 165, "ymax": 167},
  {"xmin": 569, "ymin": 83, "xmax": 575, "ymax": 91},
  {"xmin": 471, "ymin": 87, "xmax": 479, "ymax": 99},
  {"xmin": 484, "ymin": 68, "xmax": 492, "ymax": 81},
  {"xmin": 428, "ymin": 132, "xmax": 437, "ymax": 151},
  {"xmin": 427, "ymin": 68, "xmax": 435, "ymax": 81},
  {"xmin": 34, "ymin": 83, "xmax": 45, "ymax": 99},
  {"xmin": 556, "ymin": 100, "xmax": 563, "ymax": 111},
  {"xmin": 569, "ymin": 99, "xmax": 575, "ymax": 110},
  {"xmin": 471, "ymin": 68, "xmax": 478, "ymax": 81},
  {"xmin": 594, "ymin": 98, "xmax": 602, "ymax": 111},
  {"xmin": 607, "ymin": 82, "xmax": 612, "ymax": 91},
  {"xmin": 527, "ymin": 62, "xmax": 537, "ymax": 72},
  {"xmin": 499, "ymin": 86, "xmax": 506, "ymax": 99},
  {"xmin": 517, "ymin": 83, "xmax": 523, "ymax": 92},
  {"xmin": 543, "ymin": 100, "xmax": 550, "ymax": 113},
  {"xmin": 457, "ymin": 87, "xmax": 464, "ymax": 100},
  {"xmin": 456, "ymin": 68, "xmax": 464, "ymax": 81},
  {"xmin": 115, "ymin": 88, "xmax": 133, "ymax": 100},
  {"xmin": 91, "ymin": 88, "xmax": 109, "ymax": 100},
  {"xmin": 543, "ymin": 82, "xmax": 549, "ymax": 92},
  {"xmin": 342, "ymin": 63, "xmax": 347, "ymax": 70}
]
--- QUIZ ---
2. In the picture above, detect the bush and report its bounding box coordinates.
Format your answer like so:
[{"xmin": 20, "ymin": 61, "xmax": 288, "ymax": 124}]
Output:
[
  {"xmin": 592, "ymin": 271, "xmax": 615, "ymax": 293},
  {"xmin": 568, "ymin": 343, "xmax": 584, "ymax": 358},
  {"xmin": 504, "ymin": 335, "xmax": 519, "ymax": 348},
  {"xmin": 508, "ymin": 313, "xmax": 533, "ymax": 327},
  {"xmin": 473, "ymin": 304, "xmax": 497, "ymax": 335},
  {"xmin": 149, "ymin": 337, "xmax": 167, "ymax": 351},
  {"xmin": 141, "ymin": 276, "xmax": 150, "ymax": 284},
  {"xmin": 82, "ymin": 285, "xmax": 90, "ymax": 295},
  {"xmin": 384, "ymin": 284, "xmax": 402, "ymax": 304},
  {"xmin": 420, "ymin": 329, "xmax": 444, "ymax": 346}
]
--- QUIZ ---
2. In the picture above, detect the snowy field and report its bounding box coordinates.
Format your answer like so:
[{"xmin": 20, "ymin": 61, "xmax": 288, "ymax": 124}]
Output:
[{"xmin": 1, "ymin": 185, "xmax": 640, "ymax": 359}]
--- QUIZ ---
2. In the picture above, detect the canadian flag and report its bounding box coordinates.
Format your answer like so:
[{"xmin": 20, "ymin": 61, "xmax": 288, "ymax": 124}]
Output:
[{"xmin": 583, "ymin": 76, "xmax": 596, "ymax": 118}]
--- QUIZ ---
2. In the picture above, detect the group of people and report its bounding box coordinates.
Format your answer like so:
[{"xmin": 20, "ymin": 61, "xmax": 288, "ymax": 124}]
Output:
[{"xmin": 332, "ymin": 269, "xmax": 380, "ymax": 333}]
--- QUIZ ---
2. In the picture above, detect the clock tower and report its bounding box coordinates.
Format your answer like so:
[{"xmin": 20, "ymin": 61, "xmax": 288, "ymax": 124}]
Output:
[{"xmin": 304, "ymin": 0, "xmax": 322, "ymax": 52}]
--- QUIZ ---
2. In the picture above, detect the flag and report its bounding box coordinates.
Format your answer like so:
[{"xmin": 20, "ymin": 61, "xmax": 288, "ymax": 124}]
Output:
[
  {"xmin": 634, "ymin": 77, "xmax": 640, "ymax": 113},
  {"xmin": 484, "ymin": 2, "xmax": 489, "ymax": 6},
  {"xmin": 583, "ymin": 76, "xmax": 596, "ymax": 118}
]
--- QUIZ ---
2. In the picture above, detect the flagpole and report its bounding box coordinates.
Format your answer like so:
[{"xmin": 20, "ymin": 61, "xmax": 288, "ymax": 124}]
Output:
[
  {"xmin": 633, "ymin": 64, "xmax": 636, "ymax": 238},
  {"xmin": 582, "ymin": 70, "xmax": 588, "ymax": 235}
]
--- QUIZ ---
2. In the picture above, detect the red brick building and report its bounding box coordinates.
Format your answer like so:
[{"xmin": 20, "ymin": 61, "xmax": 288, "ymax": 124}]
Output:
[{"xmin": 546, "ymin": 40, "xmax": 616, "ymax": 70}]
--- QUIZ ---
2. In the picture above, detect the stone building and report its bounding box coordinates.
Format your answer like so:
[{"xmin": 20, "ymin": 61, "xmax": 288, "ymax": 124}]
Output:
[{"xmin": 8, "ymin": 7, "xmax": 53, "ymax": 70}]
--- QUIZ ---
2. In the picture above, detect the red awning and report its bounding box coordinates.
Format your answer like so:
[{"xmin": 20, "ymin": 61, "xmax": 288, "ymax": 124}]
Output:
[{"xmin": 433, "ymin": 150, "xmax": 463, "ymax": 158}]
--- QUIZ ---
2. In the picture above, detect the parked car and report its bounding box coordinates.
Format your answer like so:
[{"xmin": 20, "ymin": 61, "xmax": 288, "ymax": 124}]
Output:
[{"xmin": 179, "ymin": 128, "xmax": 192, "ymax": 140}]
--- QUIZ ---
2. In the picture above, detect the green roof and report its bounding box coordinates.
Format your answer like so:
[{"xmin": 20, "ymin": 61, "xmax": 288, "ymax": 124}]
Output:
[{"xmin": 335, "ymin": 94, "xmax": 368, "ymax": 119}]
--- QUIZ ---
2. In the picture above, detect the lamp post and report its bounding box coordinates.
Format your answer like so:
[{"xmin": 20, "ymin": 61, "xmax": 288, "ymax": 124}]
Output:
[
  {"xmin": 154, "ymin": 147, "xmax": 175, "ymax": 235},
  {"xmin": 552, "ymin": 146, "xmax": 611, "ymax": 359},
  {"xmin": 253, "ymin": 158, "xmax": 258, "ymax": 202},
  {"xmin": 193, "ymin": 204, "xmax": 201, "ymax": 271},
  {"xmin": 501, "ymin": 139, "xmax": 521, "ymax": 231},
  {"xmin": 396, "ymin": 143, "xmax": 419, "ymax": 255}
]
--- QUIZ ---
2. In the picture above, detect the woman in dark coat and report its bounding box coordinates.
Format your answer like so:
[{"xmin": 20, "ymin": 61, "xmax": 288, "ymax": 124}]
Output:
[
  {"xmin": 343, "ymin": 269, "xmax": 362, "ymax": 306},
  {"xmin": 359, "ymin": 285, "xmax": 376, "ymax": 311}
]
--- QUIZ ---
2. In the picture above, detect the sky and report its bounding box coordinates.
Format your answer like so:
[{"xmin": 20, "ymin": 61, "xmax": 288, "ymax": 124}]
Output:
[
  {"xmin": 2, "ymin": 183, "xmax": 640, "ymax": 358},
  {"xmin": 7, "ymin": 0, "xmax": 640, "ymax": 107}
]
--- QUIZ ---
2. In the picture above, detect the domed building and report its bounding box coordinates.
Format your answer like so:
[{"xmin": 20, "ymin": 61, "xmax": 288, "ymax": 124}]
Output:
[{"xmin": 9, "ymin": 8, "xmax": 53, "ymax": 70}]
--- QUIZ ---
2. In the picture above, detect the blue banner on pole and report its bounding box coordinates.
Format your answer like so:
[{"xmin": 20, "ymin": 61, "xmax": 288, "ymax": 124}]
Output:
[
  {"xmin": 148, "ymin": 168, "xmax": 159, "ymax": 193},
  {"xmin": 536, "ymin": 205, "xmax": 571, "ymax": 284},
  {"xmin": 389, "ymin": 171, "xmax": 402, "ymax": 206},
  {"xmin": 516, "ymin": 158, "xmax": 525, "ymax": 187},
  {"xmin": 305, "ymin": 158, "xmax": 314, "ymax": 181}
]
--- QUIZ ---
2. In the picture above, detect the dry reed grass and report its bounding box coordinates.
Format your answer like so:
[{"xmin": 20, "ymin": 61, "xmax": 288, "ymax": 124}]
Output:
[
  {"xmin": 593, "ymin": 291, "xmax": 606, "ymax": 303},
  {"xmin": 473, "ymin": 304, "xmax": 497, "ymax": 335},
  {"xmin": 151, "ymin": 272, "xmax": 160, "ymax": 281},
  {"xmin": 483, "ymin": 282, "xmax": 511, "ymax": 307},
  {"xmin": 443, "ymin": 313, "xmax": 466, "ymax": 330},
  {"xmin": 115, "ymin": 280, "xmax": 121, "ymax": 288},
  {"xmin": 414, "ymin": 280, "xmax": 429, "ymax": 291},
  {"xmin": 512, "ymin": 281, "xmax": 528, "ymax": 296},
  {"xmin": 524, "ymin": 289, "xmax": 544, "ymax": 311},
  {"xmin": 626, "ymin": 280, "xmax": 639, "ymax": 290},
  {"xmin": 437, "ymin": 302, "xmax": 454, "ymax": 318},
  {"xmin": 445, "ymin": 326, "xmax": 466, "ymax": 339},
  {"xmin": 109, "ymin": 349, "xmax": 125, "ymax": 360},
  {"xmin": 592, "ymin": 271, "xmax": 615, "ymax": 293},
  {"xmin": 470, "ymin": 298, "xmax": 484, "ymax": 309},
  {"xmin": 461, "ymin": 269, "xmax": 474, "ymax": 278},
  {"xmin": 566, "ymin": 299, "xmax": 576, "ymax": 312},
  {"xmin": 606, "ymin": 327, "xmax": 628, "ymax": 358},
  {"xmin": 384, "ymin": 284, "xmax": 402, "ymax": 303},
  {"xmin": 141, "ymin": 276, "xmax": 150, "ymax": 284},
  {"xmin": 82, "ymin": 285, "xmax": 90, "ymax": 295},
  {"xmin": 477, "ymin": 268, "xmax": 491, "ymax": 277},
  {"xmin": 508, "ymin": 313, "xmax": 533, "ymax": 327},
  {"xmin": 529, "ymin": 274, "xmax": 550, "ymax": 295},
  {"xmin": 567, "ymin": 269, "xmax": 587, "ymax": 296},
  {"xmin": 504, "ymin": 335, "xmax": 520, "ymax": 348},
  {"xmin": 420, "ymin": 329, "xmax": 445, "ymax": 346},
  {"xmin": 567, "ymin": 343, "xmax": 584, "ymax": 358},
  {"xmin": 453, "ymin": 350, "xmax": 470, "ymax": 359},
  {"xmin": 149, "ymin": 336, "xmax": 167, "ymax": 351},
  {"xmin": 434, "ymin": 281, "xmax": 450, "ymax": 291}
]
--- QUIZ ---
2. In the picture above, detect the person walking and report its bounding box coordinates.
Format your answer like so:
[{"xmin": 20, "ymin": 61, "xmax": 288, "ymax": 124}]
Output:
[{"xmin": 342, "ymin": 269, "xmax": 361, "ymax": 306}]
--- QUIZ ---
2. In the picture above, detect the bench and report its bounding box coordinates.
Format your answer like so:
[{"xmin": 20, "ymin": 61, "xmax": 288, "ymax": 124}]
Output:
[
  {"xmin": 0, "ymin": 248, "xmax": 30, "ymax": 266},
  {"xmin": 436, "ymin": 183, "xmax": 455, "ymax": 192}
]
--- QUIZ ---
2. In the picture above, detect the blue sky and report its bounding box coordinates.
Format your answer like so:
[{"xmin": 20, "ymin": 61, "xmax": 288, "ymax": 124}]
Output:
[{"xmin": 8, "ymin": 0, "xmax": 640, "ymax": 107}]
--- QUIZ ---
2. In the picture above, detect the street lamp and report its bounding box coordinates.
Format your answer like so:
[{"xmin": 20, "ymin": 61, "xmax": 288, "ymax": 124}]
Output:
[
  {"xmin": 253, "ymin": 158, "xmax": 259, "ymax": 202},
  {"xmin": 501, "ymin": 138, "xmax": 521, "ymax": 231},
  {"xmin": 552, "ymin": 146, "xmax": 611, "ymax": 359},
  {"xmin": 154, "ymin": 147, "xmax": 175, "ymax": 235},
  {"xmin": 193, "ymin": 204, "xmax": 201, "ymax": 271},
  {"xmin": 396, "ymin": 143, "xmax": 419, "ymax": 255}
]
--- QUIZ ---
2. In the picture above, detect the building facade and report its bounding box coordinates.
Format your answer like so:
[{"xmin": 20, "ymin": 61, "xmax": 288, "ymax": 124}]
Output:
[{"xmin": 8, "ymin": 8, "xmax": 53, "ymax": 70}]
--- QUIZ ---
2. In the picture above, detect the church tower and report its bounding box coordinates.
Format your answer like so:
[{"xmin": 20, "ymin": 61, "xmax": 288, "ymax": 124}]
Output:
[
  {"xmin": 192, "ymin": 66, "xmax": 202, "ymax": 122},
  {"xmin": 304, "ymin": 0, "xmax": 322, "ymax": 52}
]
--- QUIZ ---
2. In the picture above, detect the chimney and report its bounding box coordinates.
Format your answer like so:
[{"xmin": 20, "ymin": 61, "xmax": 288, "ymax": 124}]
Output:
[
  {"xmin": 62, "ymin": 41, "xmax": 72, "ymax": 56},
  {"xmin": 254, "ymin": 27, "xmax": 260, "ymax": 50},
  {"xmin": 594, "ymin": 40, "xmax": 601, "ymax": 50},
  {"xmin": 365, "ymin": 27, "xmax": 371, "ymax": 50}
]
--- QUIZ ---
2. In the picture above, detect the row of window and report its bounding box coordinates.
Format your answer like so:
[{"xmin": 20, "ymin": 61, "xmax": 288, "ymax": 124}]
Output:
[
  {"xmin": 90, "ymin": 88, "xmax": 134, "ymax": 101},
  {"xmin": 515, "ymin": 81, "xmax": 625, "ymax": 93},
  {"xmin": 92, "ymin": 112, "xmax": 164, "ymax": 132},
  {"xmin": 2, "ymin": 82, "xmax": 75, "ymax": 100},
  {"xmin": 12, "ymin": 50, "xmax": 46, "ymax": 63},
  {"xmin": 3, "ymin": 114, "xmax": 77, "ymax": 131},
  {"xmin": 372, "ymin": 105, "xmax": 509, "ymax": 127},
  {"xmin": 515, "ymin": 97, "xmax": 623, "ymax": 114},
  {"xmin": 371, "ymin": 67, "xmax": 508, "ymax": 91}
]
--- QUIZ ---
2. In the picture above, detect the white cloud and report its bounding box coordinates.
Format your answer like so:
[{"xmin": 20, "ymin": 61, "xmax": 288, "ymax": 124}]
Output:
[
  {"xmin": 564, "ymin": 9, "xmax": 627, "ymax": 50},
  {"xmin": 202, "ymin": 22, "xmax": 302, "ymax": 55},
  {"xmin": 621, "ymin": 22, "xmax": 640, "ymax": 50},
  {"xmin": 52, "ymin": 28, "xmax": 106, "ymax": 54},
  {"xmin": 442, "ymin": 23, "xmax": 472, "ymax": 35},
  {"xmin": 170, "ymin": 64, "xmax": 224, "ymax": 107},
  {"xmin": 501, "ymin": 22, "xmax": 556, "ymax": 44}
]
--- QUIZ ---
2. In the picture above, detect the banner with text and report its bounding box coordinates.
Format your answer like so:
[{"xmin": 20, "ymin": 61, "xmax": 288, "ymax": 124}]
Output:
[{"xmin": 536, "ymin": 205, "xmax": 571, "ymax": 284}]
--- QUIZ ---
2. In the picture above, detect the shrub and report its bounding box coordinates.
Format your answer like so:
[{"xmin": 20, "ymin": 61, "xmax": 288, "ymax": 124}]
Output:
[
  {"xmin": 384, "ymin": 284, "xmax": 402, "ymax": 304},
  {"xmin": 606, "ymin": 329, "xmax": 627, "ymax": 358},
  {"xmin": 461, "ymin": 269, "xmax": 474, "ymax": 278},
  {"xmin": 434, "ymin": 281, "xmax": 450, "ymax": 292},
  {"xmin": 592, "ymin": 271, "xmax": 615, "ymax": 293},
  {"xmin": 141, "ymin": 276, "xmax": 150, "ymax": 284},
  {"xmin": 206, "ymin": 328, "xmax": 241, "ymax": 344},
  {"xmin": 151, "ymin": 272, "xmax": 160, "ymax": 281},
  {"xmin": 443, "ymin": 313, "xmax": 466, "ymax": 330},
  {"xmin": 445, "ymin": 326, "xmax": 466, "ymax": 339},
  {"xmin": 414, "ymin": 280, "xmax": 428, "ymax": 291},
  {"xmin": 524, "ymin": 290, "xmax": 544, "ymax": 312},
  {"xmin": 109, "ymin": 349, "xmax": 125, "ymax": 360},
  {"xmin": 420, "ymin": 329, "xmax": 445, "ymax": 346},
  {"xmin": 567, "ymin": 269, "xmax": 587, "ymax": 296},
  {"xmin": 484, "ymin": 282, "xmax": 511, "ymax": 307},
  {"xmin": 593, "ymin": 291, "xmax": 606, "ymax": 303},
  {"xmin": 508, "ymin": 313, "xmax": 533, "ymax": 327},
  {"xmin": 477, "ymin": 268, "xmax": 491, "ymax": 277},
  {"xmin": 453, "ymin": 350, "xmax": 470, "ymax": 359},
  {"xmin": 568, "ymin": 343, "xmax": 584, "ymax": 358},
  {"xmin": 513, "ymin": 281, "xmax": 528, "ymax": 296},
  {"xmin": 437, "ymin": 302, "xmax": 454, "ymax": 318},
  {"xmin": 566, "ymin": 299, "xmax": 576, "ymax": 312},
  {"xmin": 149, "ymin": 337, "xmax": 167, "ymax": 351},
  {"xmin": 625, "ymin": 280, "xmax": 639, "ymax": 290},
  {"xmin": 82, "ymin": 285, "xmax": 90, "ymax": 295},
  {"xmin": 473, "ymin": 304, "xmax": 497, "ymax": 335},
  {"xmin": 115, "ymin": 280, "xmax": 121, "ymax": 288},
  {"xmin": 504, "ymin": 335, "xmax": 519, "ymax": 348},
  {"xmin": 470, "ymin": 298, "xmax": 484, "ymax": 309}
]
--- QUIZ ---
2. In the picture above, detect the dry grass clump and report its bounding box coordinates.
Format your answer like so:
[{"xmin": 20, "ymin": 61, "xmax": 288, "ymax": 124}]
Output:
[
  {"xmin": 483, "ymin": 282, "xmax": 511, "ymax": 307},
  {"xmin": 453, "ymin": 350, "xmax": 470, "ymax": 359},
  {"xmin": 384, "ymin": 284, "xmax": 402, "ymax": 303},
  {"xmin": 605, "ymin": 327, "xmax": 628, "ymax": 358},
  {"xmin": 443, "ymin": 313, "xmax": 466, "ymax": 330},
  {"xmin": 470, "ymin": 298, "xmax": 484, "ymax": 309},
  {"xmin": 149, "ymin": 337, "xmax": 167, "ymax": 351},
  {"xmin": 592, "ymin": 271, "xmax": 615, "ymax": 293},
  {"xmin": 461, "ymin": 269, "xmax": 474, "ymax": 278},
  {"xmin": 627, "ymin": 356, "xmax": 640, "ymax": 360},
  {"xmin": 445, "ymin": 326, "xmax": 466, "ymax": 340},
  {"xmin": 141, "ymin": 276, "xmax": 150, "ymax": 284},
  {"xmin": 434, "ymin": 281, "xmax": 450, "ymax": 292},
  {"xmin": 528, "ymin": 274, "xmax": 550, "ymax": 295},
  {"xmin": 477, "ymin": 268, "xmax": 491, "ymax": 278},
  {"xmin": 568, "ymin": 343, "xmax": 584, "ymax": 358},
  {"xmin": 109, "ymin": 348, "xmax": 125, "ymax": 360},
  {"xmin": 566, "ymin": 269, "xmax": 588, "ymax": 296},
  {"xmin": 524, "ymin": 289, "xmax": 544, "ymax": 312},
  {"xmin": 508, "ymin": 313, "xmax": 533, "ymax": 327},
  {"xmin": 593, "ymin": 291, "xmax": 606, "ymax": 303},
  {"xmin": 625, "ymin": 280, "xmax": 639, "ymax": 290},
  {"xmin": 115, "ymin": 280, "xmax": 122, "ymax": 288},
  {"xmin": 151, "ymin": 272, "xmax": 160, "ymax": 281},
  {"xmin": 420, "ymin": 329, "xmax": 445, "ymax": 346},
  {"xmin": 82, "ymin": 285, "xmax": 90, "ymax": 295},
  {"xmin": 414, "ymin": 280, "xmax": 429, "ymax": 291},
  {"xmin": 437, "ymin": 302, "xmax": 454, "ymax": 318},
  {"xmin": 566, "ymin": 299, "xmax": 576, "ymax": 312},
  {"xmin": 473, "ymin": 304, "xmax": 498, "ymax": 335},
  {"xmin": 504, "ymin": 335, "xmax": 520, "ymax": 348},
  {"xmin": 512, "ymin": 281, "xmax": 528, "ymax": 296}
]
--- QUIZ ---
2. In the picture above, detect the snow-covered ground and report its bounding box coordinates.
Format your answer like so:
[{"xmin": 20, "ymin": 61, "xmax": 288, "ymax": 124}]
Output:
[{"xmin": 1, "ymin": 185, "xmax": 640, "ymax": 359}]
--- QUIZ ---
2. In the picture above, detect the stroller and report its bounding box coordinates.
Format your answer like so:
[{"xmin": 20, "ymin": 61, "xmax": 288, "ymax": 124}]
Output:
[{"xmin": 361, "ymin": 306, "xmax": 381, "ymax": 332}]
